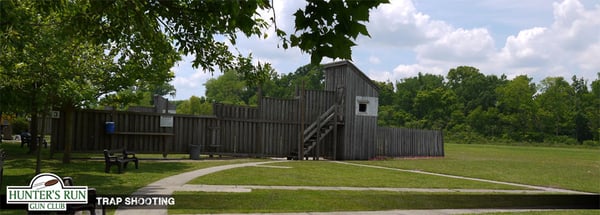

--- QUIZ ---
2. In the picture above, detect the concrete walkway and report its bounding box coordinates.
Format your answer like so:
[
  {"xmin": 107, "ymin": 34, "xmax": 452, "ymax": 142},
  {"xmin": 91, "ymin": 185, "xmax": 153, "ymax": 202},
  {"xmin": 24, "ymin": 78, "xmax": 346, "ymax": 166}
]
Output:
[
  {"xmin": 115, "ymin": 160, "xmax": 593, "ymax": 215},
  {"xmin": 179, "ymin": 184, "xmax": 551, "ymax": 194},
  {"xmin": 114, "ymin": 161, "xmax": 283, "ymax": 215}
]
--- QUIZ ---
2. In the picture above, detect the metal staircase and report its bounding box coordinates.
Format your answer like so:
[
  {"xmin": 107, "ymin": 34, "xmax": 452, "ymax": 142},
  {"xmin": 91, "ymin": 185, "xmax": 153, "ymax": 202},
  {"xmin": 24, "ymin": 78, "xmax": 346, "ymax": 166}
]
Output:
[{"xmin": 289, "ymin": 105, "xmax": 337, "ymax": 160}]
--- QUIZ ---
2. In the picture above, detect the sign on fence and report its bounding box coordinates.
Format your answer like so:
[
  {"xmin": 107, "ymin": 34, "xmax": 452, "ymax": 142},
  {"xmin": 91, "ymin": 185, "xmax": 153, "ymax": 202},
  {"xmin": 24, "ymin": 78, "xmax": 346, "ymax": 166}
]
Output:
[{"xmin": 160, "ymin": 115, "xmax": 173, "ymax": 128}]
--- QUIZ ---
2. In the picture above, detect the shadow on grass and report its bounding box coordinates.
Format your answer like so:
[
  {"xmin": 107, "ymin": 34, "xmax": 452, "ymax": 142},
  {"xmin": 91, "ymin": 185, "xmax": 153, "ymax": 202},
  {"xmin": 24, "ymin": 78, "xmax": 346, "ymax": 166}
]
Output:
[{"xmin": 1, "ymin": 142, "xmax": 200, "ymax": 195}]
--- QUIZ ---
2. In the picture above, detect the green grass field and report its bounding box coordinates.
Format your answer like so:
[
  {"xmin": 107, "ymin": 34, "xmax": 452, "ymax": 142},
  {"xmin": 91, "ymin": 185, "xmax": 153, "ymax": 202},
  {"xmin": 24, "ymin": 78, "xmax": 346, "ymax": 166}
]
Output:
[
  {"xmin": 189, "ymin": 161, "xmax": 522, "ymax": 190},
  {"xmin": 1, "ymin": 141, "xmax": 598, "ymax": 214},
  {"xmin": 355, "ymin": 144, "xmax": 600, "ymax": 193},
  {"xmin": 174, "ymin": 143, "xmax": 599, "ymax": 213}
]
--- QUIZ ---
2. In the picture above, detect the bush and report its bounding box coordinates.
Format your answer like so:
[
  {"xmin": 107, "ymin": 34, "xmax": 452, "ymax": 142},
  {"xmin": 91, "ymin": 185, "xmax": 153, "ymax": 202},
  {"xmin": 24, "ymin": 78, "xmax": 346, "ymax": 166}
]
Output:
[
  {"xmin": 544, "ymin": 135, "xmax": 579, "ymax": 145},
  {"xmin": 583, "ymin": 140, "xmax": 599, "ymax": 147},
  {"xmin": 11, "ymin": 117, "xmax": 29, "ymax": 135},
  {"xmin": 446, "ymin": 131, "xmax": 488, "ymax": 144}
]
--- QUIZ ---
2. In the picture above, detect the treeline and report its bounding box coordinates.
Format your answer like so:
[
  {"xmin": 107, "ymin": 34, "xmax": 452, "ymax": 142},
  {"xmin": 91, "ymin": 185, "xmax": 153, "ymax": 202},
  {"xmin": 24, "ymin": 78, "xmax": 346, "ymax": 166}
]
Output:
[
  {"xmin": 176, "ymin": 64, "xmax": 599, "ymax": 145},
  {"xmin": 377, "ymin": 66, "xmax": 599, "ymax": 145},
  {"xmin": 176, "ymin": 64, "xmax": 325, "ymax": 114}
]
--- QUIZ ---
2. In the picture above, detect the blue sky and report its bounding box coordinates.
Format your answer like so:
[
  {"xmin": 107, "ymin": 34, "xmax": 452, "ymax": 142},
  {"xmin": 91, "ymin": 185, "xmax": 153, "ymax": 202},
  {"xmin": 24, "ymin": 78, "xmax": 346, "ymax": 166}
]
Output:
[{"xmin": 170, "ymin": 0, "xmax": 600, "ymax": 100}]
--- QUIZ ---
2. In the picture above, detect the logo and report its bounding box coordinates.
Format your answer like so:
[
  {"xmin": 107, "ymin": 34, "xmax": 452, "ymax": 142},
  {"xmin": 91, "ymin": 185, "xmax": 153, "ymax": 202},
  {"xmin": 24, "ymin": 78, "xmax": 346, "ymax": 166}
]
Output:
[{"xmin": 6, "ymin": 173, "xmax": 88, "ymax": 211}]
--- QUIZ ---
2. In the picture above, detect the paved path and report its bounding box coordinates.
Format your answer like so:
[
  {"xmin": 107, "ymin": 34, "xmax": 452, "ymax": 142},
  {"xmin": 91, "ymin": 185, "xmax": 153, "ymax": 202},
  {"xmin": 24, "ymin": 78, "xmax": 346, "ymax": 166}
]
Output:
[
  {"xmin": 114, "ymin": 161, "xmax": 282, "ymax": 215},
  {"xmin": 180, "ymin": 184, "xmax": 551, "ymax": 194},
  {"xmin": 115, "ymin": 160, "xmax": 593, "ymax": 215}
]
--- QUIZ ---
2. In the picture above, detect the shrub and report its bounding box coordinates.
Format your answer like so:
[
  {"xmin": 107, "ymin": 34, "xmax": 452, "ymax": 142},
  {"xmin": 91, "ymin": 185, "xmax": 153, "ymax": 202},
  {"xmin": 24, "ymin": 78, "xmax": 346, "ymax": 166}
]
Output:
[
  {"xmin": 544, "ymin": 135, "xmax": 579, "ymax": 145},
  {"xmin": 583, "ymin": 140, "xmax": 599, "ymax": 147},
  {"xmin": 11, "ymin": 117, "xmax": 29, "ymax": 135}
]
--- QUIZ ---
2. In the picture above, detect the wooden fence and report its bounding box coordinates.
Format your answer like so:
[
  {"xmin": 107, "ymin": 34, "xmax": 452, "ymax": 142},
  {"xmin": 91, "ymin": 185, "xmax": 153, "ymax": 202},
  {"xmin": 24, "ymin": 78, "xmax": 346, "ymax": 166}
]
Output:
[
  {"xmin": 376, "ymin": 127, "xmax": 444, "ymax": 157},
  {"xmin": 52, "ymin": 92, "xmax": 444, "ymax": 159}
]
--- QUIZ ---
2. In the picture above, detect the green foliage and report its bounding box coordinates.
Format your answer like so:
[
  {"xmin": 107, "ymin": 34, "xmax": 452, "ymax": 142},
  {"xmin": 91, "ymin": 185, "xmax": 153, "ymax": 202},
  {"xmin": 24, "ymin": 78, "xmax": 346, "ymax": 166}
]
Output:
[
  {"xmin": 583, "ymin": 140, "xmax": 599, "ymax": 146},
  {"xmin": 176, "ymin": 96, "xmax": 213, "ymax": 115},
  {"xmin": 205, "ymin": 71, "xmax": 248, "ymax": 105},
  {"xmin": 376, "ymin": 66, "xmax": 599, "ymax": 144},
  {"xmin": 10, "ymin": 117, "xmax": 29, "ymax": 135},
  {"xmin": 1, "ymin": 1, "xmax": 179, "ymax": 112},
  {"xmin": 287, "ymin": 0, "xmax": 389, "ymax": 64},
  {"xmin": 204, "ymin": 63, "xmax": 325, "ymax": 105},
  {"xmin": 1, "ymin": 0, "xmax": 389, "ymax": 75}
]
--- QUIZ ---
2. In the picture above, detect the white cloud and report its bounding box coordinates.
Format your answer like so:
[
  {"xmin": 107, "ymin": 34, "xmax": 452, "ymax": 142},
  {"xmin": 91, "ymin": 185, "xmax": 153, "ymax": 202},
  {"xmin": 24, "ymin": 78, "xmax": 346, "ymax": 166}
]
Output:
[
  {"xmin": 493, "ymin": 0, "xmax": 600, "ymax": 78},
  {"xmin": 364, "ymin": 0, "xmax": 600, "ymax": 82},
  {"xmin": 416, "ymin": 28, "xmax": 495, "ymax": 62},
  {"xmin": 369, "ymin": 56, "xmax": 381, "ymax": 64},
  {"xmin": 170, "ymin": 55, "xmax": 216, "ymax": 99},
  {"xmin": 497, "ymin": 27, "xmax": 548, "ymax": 67}
]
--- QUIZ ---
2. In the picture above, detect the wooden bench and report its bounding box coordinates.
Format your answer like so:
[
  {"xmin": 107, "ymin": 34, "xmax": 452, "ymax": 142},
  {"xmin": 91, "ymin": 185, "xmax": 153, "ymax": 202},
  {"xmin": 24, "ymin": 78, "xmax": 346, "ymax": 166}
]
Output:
[
  {"xmin": 103, "ymin": 149, "xmax": 138, "ymax": 174},
  {"xmin": 20, "ymin": 136, "xmax": 48, "ymax": 148},
  {"xmin": 208, "ymin": 144, "xmax": 222, "ymax": 158}
]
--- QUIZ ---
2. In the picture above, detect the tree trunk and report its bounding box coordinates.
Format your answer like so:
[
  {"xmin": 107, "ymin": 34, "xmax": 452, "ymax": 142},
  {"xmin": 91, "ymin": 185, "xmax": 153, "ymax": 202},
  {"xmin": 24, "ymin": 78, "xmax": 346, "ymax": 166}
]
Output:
[
  {"xmin": 28, "ymin": 113, "xmax": 39, "ymax": 155},
  {"xmin": 62, "ymin": 105, "xmax": 75, "ymax": 164},
  {"xmin": 36, "ymin": 113, "xmax": 47, "ymax": 175}
]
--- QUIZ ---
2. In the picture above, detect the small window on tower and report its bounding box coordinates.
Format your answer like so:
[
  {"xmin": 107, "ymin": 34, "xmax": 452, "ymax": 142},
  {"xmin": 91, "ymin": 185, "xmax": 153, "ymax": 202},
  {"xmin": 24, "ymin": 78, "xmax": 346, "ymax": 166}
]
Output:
[{"xmin": 358, "ymin": 103, "xmax": 368, "ymax": 112}]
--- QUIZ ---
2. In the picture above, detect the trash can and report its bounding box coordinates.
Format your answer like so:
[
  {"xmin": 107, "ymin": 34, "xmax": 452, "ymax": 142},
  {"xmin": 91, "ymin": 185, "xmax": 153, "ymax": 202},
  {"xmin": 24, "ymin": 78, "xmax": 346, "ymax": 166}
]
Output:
[
  {"xmin": 189, "ymin": 144, "xmax": 201, "ymax": 160},
  {"xmin": 105, "ymin": 122, "xmax": 115, "ymax": 134}
]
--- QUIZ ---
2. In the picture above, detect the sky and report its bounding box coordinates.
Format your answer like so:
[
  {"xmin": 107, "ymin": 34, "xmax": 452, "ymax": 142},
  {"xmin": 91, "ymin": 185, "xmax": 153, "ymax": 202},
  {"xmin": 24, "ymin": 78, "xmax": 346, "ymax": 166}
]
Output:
[{"xmin": 170, "ymin": 0, "xmax": 600, "ymax": 101}]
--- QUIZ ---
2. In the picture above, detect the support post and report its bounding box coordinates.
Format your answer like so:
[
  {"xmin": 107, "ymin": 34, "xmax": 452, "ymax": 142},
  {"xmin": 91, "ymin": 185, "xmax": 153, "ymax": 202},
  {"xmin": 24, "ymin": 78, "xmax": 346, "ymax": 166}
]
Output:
[
  {"xmin": 333, "ymin": 108, "xmax": 337, "ymax": 161},
  {"xmin": 298, "ymin": 82, "xmax": 305, "ymax": 160}
]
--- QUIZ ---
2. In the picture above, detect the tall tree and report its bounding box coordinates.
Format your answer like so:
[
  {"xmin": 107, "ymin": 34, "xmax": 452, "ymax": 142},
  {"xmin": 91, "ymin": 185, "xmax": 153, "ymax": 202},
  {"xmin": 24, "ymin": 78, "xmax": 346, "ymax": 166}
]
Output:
[
  {"xmin": 536, "ymin": 77, "xmax": 575, "ymax": 137},
  {"xmin": 0, "ymin": 1, "xmax": 179, "ymax": 164},
  {"xmin": 495, "ymin": 75, "xmax": 537, "ymax": 140},
  {"xmin": 571, "ymin": 75, "xmax": 593, "ymax": 142},
  {"xmin": 1, "ymin": 0, "xmax": 388, "ymax": 72},
  {"xmin": 587, "ymin": 74, "xmax": 600, "ymax": 141},
  {"xmin": 394, "ymin": 73, "xmax": 444, "ymax": 115}
]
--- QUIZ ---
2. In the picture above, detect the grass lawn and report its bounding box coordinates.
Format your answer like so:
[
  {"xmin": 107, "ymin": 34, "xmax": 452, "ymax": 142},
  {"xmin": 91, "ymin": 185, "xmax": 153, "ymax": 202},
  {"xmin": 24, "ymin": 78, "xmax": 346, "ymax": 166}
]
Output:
[
  {"xmin": 354, "ymin": 143, "xmax": 600, "ymax": 193},
  {"xmin": 177, "ymin": 143, "xmax": 599, "ymax": 214},
  {"xmin": 2, "ymin": 141, "xmax": 598, "ymax": 214},
  {"xmin": 189, "ymin": 161, "xmax": 522, "ymax": 190},
  {"xmin": 0, "ymin": 141, "xmax": 257, "ymax": 195}
]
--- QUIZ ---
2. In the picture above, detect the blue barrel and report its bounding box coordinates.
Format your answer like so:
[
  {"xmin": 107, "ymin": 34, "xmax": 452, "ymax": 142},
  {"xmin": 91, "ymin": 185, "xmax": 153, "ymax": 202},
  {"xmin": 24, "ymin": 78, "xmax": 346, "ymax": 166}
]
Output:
[{"xmin": 105, "ymin": 122, "xmax": 115, "ymax": 134}]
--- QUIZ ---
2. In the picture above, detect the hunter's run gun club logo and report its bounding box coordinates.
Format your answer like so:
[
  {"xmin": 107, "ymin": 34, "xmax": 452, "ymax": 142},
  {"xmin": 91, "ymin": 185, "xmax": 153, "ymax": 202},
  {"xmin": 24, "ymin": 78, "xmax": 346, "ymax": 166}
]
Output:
[{"xmin": 6, "ymin": 173, "xmax": 88, "ymax": 211}]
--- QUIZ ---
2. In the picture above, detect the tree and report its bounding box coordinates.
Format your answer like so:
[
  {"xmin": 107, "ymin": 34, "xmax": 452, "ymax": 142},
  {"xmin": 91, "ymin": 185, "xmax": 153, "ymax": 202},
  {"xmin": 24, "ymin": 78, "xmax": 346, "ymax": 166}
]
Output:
[
  {"xmin": 571, "ymin": 75, "xmax": 593, "ymax": 142},
  {"xmin": 374, "ymin": 81, "xmax": 395, "ymax": 106},
  {"xmin": 176, "ymin": 96, "xmax": 213, "ymax": 115},
  {"xmin": 394, "ymin": 73, "xmax": 444, "ymax": 115},
  {"xmin": 447, "ymin": 66, "xmax": 505, "ymax": 113},
  {"xmin": 587, "ymin": 73, "xmax": 600, "ymax": 141},
  {"xmin": 204, "ymin": 71, "xmax": 248, "ymax": 105},
  {"xmin": 287, "ymin": 0, "xmax": 389, "ymax": 64},
  {"xmin": 536, "ymin": 77, "xmax": 575, "ymax": 137},
  {"xmin": 1, "ymin": 1, "xmax": 179, "ymax": 164},
  {"xmin": 495, "ymin": 75, "xmax": 537, "ymax": 140},
  {"xmin": 2, "ymin": 0, "xmax": 388, "ymax": 72},
  {"xmin": 467, "ymin": 106, "xmax": 500, "ymax": 137},
  {"xmin": 412, "ymin": 87, "xmax": 458, "ymax": 130}
]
